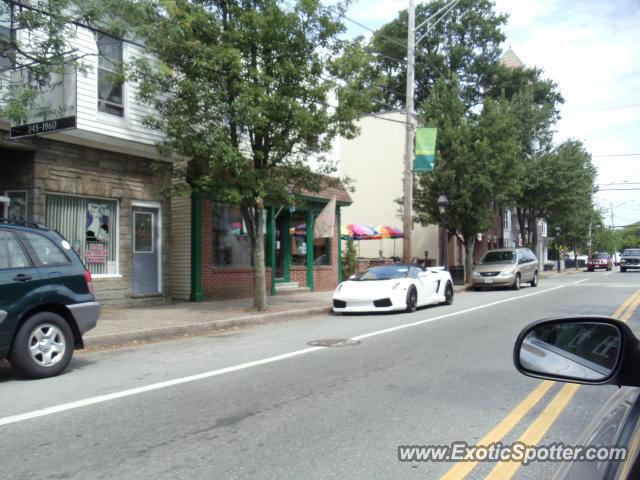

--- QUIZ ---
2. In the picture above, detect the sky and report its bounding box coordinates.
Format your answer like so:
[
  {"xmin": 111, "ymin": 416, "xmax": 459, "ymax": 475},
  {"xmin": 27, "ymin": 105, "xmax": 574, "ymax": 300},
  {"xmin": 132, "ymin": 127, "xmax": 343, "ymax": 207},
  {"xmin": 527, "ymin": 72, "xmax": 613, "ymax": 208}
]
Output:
[{"xmin": 341, "ymin": 0, "xmax": 640, "ymax": 227}]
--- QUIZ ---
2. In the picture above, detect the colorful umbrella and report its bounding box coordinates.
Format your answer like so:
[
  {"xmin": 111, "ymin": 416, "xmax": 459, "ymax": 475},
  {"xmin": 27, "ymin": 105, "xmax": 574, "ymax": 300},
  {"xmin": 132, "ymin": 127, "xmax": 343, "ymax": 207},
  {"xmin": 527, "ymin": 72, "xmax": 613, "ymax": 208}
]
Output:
[
  {"xmin": 372, "ymin": 225, "xmax": 404, "ymax": 259},
  {"xmin": 372, "ymin": 225, "xmax": 404, "ymax": 239},
  {"xmin": 341, "ymin": 223, "xmax": 376, "ymax": 240}
]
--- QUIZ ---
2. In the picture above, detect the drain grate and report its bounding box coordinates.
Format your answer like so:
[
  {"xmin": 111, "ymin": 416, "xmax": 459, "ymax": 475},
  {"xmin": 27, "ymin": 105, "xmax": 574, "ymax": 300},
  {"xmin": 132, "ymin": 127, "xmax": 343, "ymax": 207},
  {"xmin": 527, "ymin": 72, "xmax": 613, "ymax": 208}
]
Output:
[{"xmin": 307, "ymin": 338, "xmax": 361, "ymax": 347}]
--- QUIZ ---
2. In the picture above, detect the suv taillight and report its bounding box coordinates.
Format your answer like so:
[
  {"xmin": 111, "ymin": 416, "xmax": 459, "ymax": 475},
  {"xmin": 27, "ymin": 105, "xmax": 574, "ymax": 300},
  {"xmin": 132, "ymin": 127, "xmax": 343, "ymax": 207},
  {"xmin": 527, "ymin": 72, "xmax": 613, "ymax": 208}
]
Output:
[{"xmin": 84, "ymin": 268, "xmax": 93, "ymax": 294}]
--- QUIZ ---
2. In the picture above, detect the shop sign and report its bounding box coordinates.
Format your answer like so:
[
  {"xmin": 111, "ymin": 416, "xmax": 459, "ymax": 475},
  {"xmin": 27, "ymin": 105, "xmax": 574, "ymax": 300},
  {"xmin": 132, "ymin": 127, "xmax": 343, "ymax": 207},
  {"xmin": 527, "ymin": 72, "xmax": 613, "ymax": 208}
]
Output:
[
  {"xmin": 10, "ymin": 62, "xmax": 77, "ymax": 138},
  {"xmin": 85, "ymin": 243, "xmax": 109, "ymax": 264}
]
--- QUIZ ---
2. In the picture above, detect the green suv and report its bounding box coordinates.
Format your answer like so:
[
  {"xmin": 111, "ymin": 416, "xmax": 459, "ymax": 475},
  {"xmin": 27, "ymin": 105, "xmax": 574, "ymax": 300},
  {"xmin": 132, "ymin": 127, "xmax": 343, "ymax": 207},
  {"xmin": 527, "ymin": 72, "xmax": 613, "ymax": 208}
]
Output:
[{"xmin": 0, "ymin": 220, "xmax": 100, "ymax": 379}]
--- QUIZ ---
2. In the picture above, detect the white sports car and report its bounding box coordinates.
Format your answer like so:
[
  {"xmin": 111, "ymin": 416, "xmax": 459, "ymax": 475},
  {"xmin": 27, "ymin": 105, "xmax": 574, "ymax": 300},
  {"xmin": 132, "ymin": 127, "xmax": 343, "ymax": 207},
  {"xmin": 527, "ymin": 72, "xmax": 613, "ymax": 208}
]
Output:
[{"xmin": 332, "ymin": 263, "xmax": 454, "ymax": 313}]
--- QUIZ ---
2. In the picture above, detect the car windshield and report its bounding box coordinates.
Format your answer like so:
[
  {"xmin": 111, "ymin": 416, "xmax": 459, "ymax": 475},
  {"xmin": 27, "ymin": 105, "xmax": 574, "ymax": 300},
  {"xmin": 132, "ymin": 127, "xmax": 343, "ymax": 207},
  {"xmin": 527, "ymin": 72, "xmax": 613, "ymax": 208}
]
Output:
[
  {"xmin": 354, "ymin": 265, "xmax": 409, "ymax": 281},
  {"xmin": 594, "ymin": 253, "xmax": 609, "ymax": 259},
  {"xmin": 480, "ymin": 251, "xmax": 516, "ymax": 264},
  {"xmin": 623, "ymin": 249, "xmax": 640, "ymax": 256}
]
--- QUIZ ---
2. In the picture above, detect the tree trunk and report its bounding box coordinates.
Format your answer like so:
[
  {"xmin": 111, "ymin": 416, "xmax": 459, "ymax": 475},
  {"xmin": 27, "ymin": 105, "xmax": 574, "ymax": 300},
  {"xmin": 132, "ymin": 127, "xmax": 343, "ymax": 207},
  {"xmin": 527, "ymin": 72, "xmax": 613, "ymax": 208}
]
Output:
[
  {"xmin": 243, "ymin": 204, "xmax": 267, "ymax": 312},
  {"xmin": 516, "ymin": 207, "xmax": 526, "ymax": 247},
  {"xmin": 464, "ymin": 238, "xmax": 475, "ymax": 284},
  {"xmin": 531, "ymin": 218, "xmax": 538, "ymax": 258},
  {"xmin": 252, "ymin": 207, "xmax": 267, "ymax": 311}
]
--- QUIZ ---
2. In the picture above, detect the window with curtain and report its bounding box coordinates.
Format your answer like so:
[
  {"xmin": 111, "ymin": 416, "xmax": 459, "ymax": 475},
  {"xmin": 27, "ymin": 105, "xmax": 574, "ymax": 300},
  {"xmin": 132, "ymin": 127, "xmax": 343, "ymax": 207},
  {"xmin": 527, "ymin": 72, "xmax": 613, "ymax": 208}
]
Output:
[{"xmin": 46, "ymin": 195, "xmax": 118, "ymax": 275}]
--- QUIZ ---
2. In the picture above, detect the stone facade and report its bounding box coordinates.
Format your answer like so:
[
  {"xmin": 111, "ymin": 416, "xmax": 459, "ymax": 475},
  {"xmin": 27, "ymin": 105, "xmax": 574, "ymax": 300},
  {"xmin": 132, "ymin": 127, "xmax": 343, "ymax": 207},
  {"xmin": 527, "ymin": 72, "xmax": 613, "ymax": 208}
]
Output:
[{"xmin": 0, "ymin": 131, "xmax": 172, "ymax": 306}]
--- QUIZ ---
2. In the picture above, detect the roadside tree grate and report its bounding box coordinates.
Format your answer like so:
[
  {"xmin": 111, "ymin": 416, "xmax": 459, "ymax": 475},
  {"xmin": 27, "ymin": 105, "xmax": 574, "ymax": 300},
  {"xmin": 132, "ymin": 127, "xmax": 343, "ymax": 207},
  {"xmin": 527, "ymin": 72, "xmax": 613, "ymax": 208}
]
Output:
[{"xmin": 307, "ymin": 338, "xmax": 361, "ymax": 347}]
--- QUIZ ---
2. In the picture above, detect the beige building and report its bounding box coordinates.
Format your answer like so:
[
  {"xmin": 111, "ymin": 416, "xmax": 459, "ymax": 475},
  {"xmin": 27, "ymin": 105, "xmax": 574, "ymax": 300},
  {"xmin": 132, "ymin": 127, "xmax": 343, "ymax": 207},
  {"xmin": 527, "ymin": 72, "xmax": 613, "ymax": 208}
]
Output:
[{"xmin": 338, "ymin": 111, "xmax": 439, "ymax": 262}]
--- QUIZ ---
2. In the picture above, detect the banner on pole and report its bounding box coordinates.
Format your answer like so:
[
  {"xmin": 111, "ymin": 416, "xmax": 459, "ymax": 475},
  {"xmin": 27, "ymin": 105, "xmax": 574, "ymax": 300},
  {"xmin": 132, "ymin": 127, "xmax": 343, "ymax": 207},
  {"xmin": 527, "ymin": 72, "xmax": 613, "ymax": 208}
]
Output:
[{"xmin": 414, "ymin": 128, "xmax": 437, "ymax": 172}]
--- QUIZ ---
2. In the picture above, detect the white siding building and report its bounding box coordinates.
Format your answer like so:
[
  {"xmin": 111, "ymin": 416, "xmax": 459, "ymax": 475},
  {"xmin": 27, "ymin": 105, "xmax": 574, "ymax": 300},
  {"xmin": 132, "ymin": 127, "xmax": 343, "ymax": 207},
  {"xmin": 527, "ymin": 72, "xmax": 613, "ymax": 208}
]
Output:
[{"xmin": 338, "ymin": 111, "xmax": 439, "ymax": 262}]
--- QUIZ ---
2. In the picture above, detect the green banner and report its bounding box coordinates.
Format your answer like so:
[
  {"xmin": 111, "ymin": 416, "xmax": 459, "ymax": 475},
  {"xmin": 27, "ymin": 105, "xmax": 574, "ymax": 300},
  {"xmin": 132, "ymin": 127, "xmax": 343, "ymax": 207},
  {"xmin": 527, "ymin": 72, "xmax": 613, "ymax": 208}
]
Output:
[{"xmin": 414, "ymin": 128, "xmax": 437, "ymax": 172}]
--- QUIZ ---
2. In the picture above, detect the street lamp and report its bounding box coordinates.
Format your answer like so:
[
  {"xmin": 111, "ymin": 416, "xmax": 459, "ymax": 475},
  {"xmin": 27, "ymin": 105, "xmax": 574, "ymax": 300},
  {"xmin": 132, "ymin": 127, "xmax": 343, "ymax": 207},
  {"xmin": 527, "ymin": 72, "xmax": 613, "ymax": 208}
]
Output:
[
  {"xmin": 555, "ymin": 226, "xmax": 561, "ymax": 273},
  {"xmin": 438, "ymin": 195, "xmax": 449, "ymax": 270}
]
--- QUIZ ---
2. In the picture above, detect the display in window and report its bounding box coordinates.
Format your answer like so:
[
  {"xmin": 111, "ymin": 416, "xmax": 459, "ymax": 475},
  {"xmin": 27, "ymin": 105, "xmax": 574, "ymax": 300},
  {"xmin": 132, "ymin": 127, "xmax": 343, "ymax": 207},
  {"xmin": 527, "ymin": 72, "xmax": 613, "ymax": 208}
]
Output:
[
  {"xmin": 6, "ymin": 191, "xmax": 27, "ymax": 221},
  {"xmin": 86, "ymin": 202, "xmax": 110, "ymax": 242}
]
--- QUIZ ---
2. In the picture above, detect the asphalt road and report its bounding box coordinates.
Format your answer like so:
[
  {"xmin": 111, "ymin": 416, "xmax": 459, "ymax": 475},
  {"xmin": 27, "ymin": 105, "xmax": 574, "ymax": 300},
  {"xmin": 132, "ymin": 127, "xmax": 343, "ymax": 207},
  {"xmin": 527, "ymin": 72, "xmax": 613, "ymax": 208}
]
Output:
[{"xmin": 2, "ymin": 270, "xmax": 640, "ymax": 480}]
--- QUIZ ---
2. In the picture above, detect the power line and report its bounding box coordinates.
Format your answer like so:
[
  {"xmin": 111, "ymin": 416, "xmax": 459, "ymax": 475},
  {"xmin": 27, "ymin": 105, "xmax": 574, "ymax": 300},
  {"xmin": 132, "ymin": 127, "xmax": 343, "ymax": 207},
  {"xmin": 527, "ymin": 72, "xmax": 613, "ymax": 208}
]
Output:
[{"xmin": 593, "ymin": 153, "xmax": 640, "ymax": 157}]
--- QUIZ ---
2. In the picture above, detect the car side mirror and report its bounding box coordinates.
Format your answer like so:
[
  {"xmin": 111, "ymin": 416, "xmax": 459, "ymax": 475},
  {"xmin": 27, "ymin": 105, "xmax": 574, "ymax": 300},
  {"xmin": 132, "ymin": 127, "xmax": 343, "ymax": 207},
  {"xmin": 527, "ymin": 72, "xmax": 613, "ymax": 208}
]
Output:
[
  {"xmin": 514, "ymin": 317, "xmax": 640, "ymax": 386},
  {"xmin": 349, "ymin": 274, "xmax": 356, "ymax": 280}
]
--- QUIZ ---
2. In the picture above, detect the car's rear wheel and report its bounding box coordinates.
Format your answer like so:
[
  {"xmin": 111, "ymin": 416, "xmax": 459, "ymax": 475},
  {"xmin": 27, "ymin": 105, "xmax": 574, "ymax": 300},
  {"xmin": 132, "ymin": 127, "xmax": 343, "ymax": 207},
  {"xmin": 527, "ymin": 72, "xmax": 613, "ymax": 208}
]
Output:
[
  {"xmin": 621, "ymin": 267, "xmax": 627, "ymax": 272},
  {"xmin": 441, "ymin": 282, "xmax": 454, "ymax": 305},
  {"xmin": 530, "ymin": 271, "xmax": 538, "ymax": 287},
  {"xmin": 587, "ymin": 267, "xmax": 594, "ymax": 272},
  {"xmin": 405, "ymin": 287, "xmax": 417, "ymax": 313},
  {"xmin": 512, "ymin": 273, "xmax": 521, "ymax": 290},
  {"xmin": 9, "ymin": 312, "xmax": 73, "ymax": 379}
]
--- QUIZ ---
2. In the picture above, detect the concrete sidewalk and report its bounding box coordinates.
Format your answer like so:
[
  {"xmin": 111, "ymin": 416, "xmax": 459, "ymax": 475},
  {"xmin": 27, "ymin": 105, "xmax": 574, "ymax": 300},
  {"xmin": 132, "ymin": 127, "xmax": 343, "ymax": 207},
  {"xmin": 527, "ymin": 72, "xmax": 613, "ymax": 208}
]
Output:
[
  {"xmin": 85, "ymin": 283, "xmax": 469, "ymax": 349},
  {"xmin": 85, "ymin": 291, "xmax": 335, "ymax": 349}
]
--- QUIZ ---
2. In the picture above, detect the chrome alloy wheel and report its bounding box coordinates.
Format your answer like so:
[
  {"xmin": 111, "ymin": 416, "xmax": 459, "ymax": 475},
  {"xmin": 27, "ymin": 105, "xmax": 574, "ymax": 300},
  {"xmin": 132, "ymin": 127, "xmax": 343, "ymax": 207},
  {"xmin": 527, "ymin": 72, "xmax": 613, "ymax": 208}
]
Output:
[{"xmin": 28, "ymin": 323, "xmax": 66, "ymax": 367}]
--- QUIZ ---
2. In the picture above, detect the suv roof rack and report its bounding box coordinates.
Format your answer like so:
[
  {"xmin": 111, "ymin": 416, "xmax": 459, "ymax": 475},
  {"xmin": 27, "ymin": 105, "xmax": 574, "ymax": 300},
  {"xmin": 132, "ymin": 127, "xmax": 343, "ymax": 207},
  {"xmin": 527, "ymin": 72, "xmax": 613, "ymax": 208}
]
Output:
[{"xmin": 0, "ymin": 218, "xmax": 47, "ymax": 229}]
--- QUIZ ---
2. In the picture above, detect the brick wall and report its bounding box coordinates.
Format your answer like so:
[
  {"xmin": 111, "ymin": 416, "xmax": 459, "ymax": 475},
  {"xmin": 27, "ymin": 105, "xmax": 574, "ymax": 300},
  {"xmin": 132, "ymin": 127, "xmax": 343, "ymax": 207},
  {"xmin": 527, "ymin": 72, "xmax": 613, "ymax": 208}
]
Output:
[{"xmin": 200, "ymin": 199, "xmax": 273, "ymax": 300}]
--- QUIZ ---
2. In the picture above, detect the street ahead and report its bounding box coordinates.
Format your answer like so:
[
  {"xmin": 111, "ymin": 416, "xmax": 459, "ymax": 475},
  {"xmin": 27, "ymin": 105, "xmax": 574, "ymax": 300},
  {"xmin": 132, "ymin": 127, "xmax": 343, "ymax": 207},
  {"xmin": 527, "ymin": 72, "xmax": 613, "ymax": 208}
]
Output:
[{"xmin": 2, "ymin": 271, "xmax": 640, "ymax": 480}]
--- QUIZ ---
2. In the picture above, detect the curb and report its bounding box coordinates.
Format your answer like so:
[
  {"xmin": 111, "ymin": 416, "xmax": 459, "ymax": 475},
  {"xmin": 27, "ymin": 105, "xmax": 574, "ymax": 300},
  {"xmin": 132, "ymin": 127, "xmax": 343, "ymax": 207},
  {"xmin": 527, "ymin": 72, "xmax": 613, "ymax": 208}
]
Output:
[{"xmin": 84, "ymin": 305, "xmax": 332, "ymax": 349}]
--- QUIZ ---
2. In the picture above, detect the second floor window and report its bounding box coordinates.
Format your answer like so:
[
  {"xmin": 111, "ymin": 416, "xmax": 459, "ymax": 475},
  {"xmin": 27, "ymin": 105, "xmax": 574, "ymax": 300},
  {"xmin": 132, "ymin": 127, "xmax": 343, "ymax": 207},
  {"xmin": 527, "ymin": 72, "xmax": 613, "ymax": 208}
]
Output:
[{"xmin": 97, "ymin": 34, "xmax": 124, "ymax": 117}]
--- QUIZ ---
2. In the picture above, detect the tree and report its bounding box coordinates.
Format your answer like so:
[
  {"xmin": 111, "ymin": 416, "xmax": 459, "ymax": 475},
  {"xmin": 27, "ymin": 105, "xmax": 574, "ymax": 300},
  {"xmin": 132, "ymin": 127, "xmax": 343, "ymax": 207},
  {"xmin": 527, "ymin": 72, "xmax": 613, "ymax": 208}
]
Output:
[
  {"xmin": 413, "ymin": 76, "xmax": 521, "ymax": 282},
  {"xmin": 367, "ymin": 0, "xmax": 507, "ymax": 111},
  {"xmin": 487, "ymin": 65, "xmax": 564, "ymax": 247},
  {"xmin": 525, "ymin": 140, "xmax": 597, "ymax": 248},
  {"xmin": 127, "ymin": 0, "xmax": 373, "ymax": 310},
  {"xmin": 619, "ymin": 223, "xmax": 640, "ymax": 251}
]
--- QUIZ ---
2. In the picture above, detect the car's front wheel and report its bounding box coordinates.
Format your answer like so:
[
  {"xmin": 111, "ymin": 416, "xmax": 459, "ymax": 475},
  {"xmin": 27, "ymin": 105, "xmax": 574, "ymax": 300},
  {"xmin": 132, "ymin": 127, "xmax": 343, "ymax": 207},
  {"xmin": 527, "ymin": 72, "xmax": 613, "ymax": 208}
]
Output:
[
  {"xmin": 512, "ymin": 273, "xmax": 521, "ymax": 290},
  {"xmin": 621, "ymin": 267, "xmax": 627, "ymax": 273},
  {"xmin": 405, "ymin": 287, "xmax": 417, "ymax": 313},
  {"xmin": 9, "ymin": 312, "xmax": 74, "ymax": 379}
]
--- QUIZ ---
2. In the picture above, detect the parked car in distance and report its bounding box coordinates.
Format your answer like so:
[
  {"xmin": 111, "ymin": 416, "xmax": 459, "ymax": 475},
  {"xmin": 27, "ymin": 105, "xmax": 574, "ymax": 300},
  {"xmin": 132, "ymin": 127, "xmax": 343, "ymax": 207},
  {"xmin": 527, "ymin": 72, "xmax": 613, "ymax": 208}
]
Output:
[
  {"xmin": 472, "ymin": 248, "xmax": 538, "ymax": 291},
  {"xmin": 620, "ymin": 248, "xmax": 640, "ymax": 272},
  {"xmin": 514, "ymin": 316, "xmax": 640, "ymax": 479},
  {"xmin": 0, "ymin": 220, "xmax": 100, "ymax": 379},
  {"xmin": 587, "ymin": 252, "xmax": 613, "ymax": 272},
  {"xmin": 332, "ymin": 263, "xmax": 453, "ymax": 314}
]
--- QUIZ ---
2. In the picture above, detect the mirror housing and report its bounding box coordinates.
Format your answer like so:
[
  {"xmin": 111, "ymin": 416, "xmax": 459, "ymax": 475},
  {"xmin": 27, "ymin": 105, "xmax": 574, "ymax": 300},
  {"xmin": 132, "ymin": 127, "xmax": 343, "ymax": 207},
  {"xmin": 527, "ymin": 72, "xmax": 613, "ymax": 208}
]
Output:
[{"xmin": 514, "ymin": 316, "xmax": 640, "ymax": 387}]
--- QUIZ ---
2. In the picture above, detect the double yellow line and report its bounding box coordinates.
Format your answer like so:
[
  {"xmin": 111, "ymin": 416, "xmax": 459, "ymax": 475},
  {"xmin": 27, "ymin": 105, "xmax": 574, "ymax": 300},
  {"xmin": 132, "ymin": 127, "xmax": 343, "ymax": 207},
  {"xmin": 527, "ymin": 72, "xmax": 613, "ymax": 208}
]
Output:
[{"xmin": 442, "ymin": 288, "xmax": 640, "ymax": 480}]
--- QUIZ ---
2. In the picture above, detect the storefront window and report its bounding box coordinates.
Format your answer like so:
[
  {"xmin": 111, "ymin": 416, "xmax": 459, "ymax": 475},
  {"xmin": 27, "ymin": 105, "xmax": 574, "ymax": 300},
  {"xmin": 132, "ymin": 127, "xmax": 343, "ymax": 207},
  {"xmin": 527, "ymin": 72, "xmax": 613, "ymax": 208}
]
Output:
[
  {"xmin": 45, "ymin": 195, "xmax": 118, "ymax": 275},
  {"xmin": 213, "ymin": 203, "xmax": 267, "ymax": 267}
]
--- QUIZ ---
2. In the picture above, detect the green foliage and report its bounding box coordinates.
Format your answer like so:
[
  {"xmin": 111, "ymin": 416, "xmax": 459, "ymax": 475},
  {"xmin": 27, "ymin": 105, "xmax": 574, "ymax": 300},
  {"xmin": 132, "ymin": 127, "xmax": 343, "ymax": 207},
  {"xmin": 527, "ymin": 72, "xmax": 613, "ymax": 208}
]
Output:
[
  {"xmin": 591, "ymin": 224, "xmax": 621, "ymax": 254},
  {"xmin": 367, "ymin": 0, "xmax": 507, "ymax": 111},
  {"xmin": 619, "ymin": 223, "xmax": 640, "ymax": 251}
]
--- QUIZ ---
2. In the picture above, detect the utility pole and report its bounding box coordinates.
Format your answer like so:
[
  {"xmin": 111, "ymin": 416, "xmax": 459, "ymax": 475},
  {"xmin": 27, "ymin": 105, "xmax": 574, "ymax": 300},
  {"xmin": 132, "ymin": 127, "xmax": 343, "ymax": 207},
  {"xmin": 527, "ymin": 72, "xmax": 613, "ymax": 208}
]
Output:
[
  {"xmin": 402, "ymin": 0, "xmax": 460, "ymax": 264},
  {"xmin": 610, "ymin": 201, "xmax": 614, "ymax": 228},
  {"xmin": 402, "ymin": 0, "xmax": 416, "ymax": 263}
]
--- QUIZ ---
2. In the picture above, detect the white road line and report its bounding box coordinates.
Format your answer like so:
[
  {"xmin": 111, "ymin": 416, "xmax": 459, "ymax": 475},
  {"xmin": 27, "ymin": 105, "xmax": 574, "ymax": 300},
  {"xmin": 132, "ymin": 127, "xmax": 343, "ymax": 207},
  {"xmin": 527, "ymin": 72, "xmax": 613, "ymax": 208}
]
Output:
[
  {"xmin": 570, "ymin": 278, "xmax": 591, "ymax": 285},
  {"xmin": 351, "ymin": 285, "xmax": 566, "ymax": 341},
  {"xmin": 0, "ymin": 284, "xmax": 569, "ymax": 427}
]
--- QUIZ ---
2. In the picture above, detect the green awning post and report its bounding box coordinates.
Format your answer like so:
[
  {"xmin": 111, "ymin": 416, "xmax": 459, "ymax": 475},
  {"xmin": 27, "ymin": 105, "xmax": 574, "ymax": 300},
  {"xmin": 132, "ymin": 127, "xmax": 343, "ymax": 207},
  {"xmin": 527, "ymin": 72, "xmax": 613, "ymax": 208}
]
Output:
[
  {"xmin": 337, "ymin": 206, "xmax": 342, "ymax": 283},
  {"xmin": 190, "ymin": 191, "xmax": 203, "ymax": 302},
  {"xmin": 267, "ymin": 207, "xmax": 276, "ymax": 296},
  {"xmin": 306, "ymin": 209, "xmax": 314, "ymax": 291}
]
